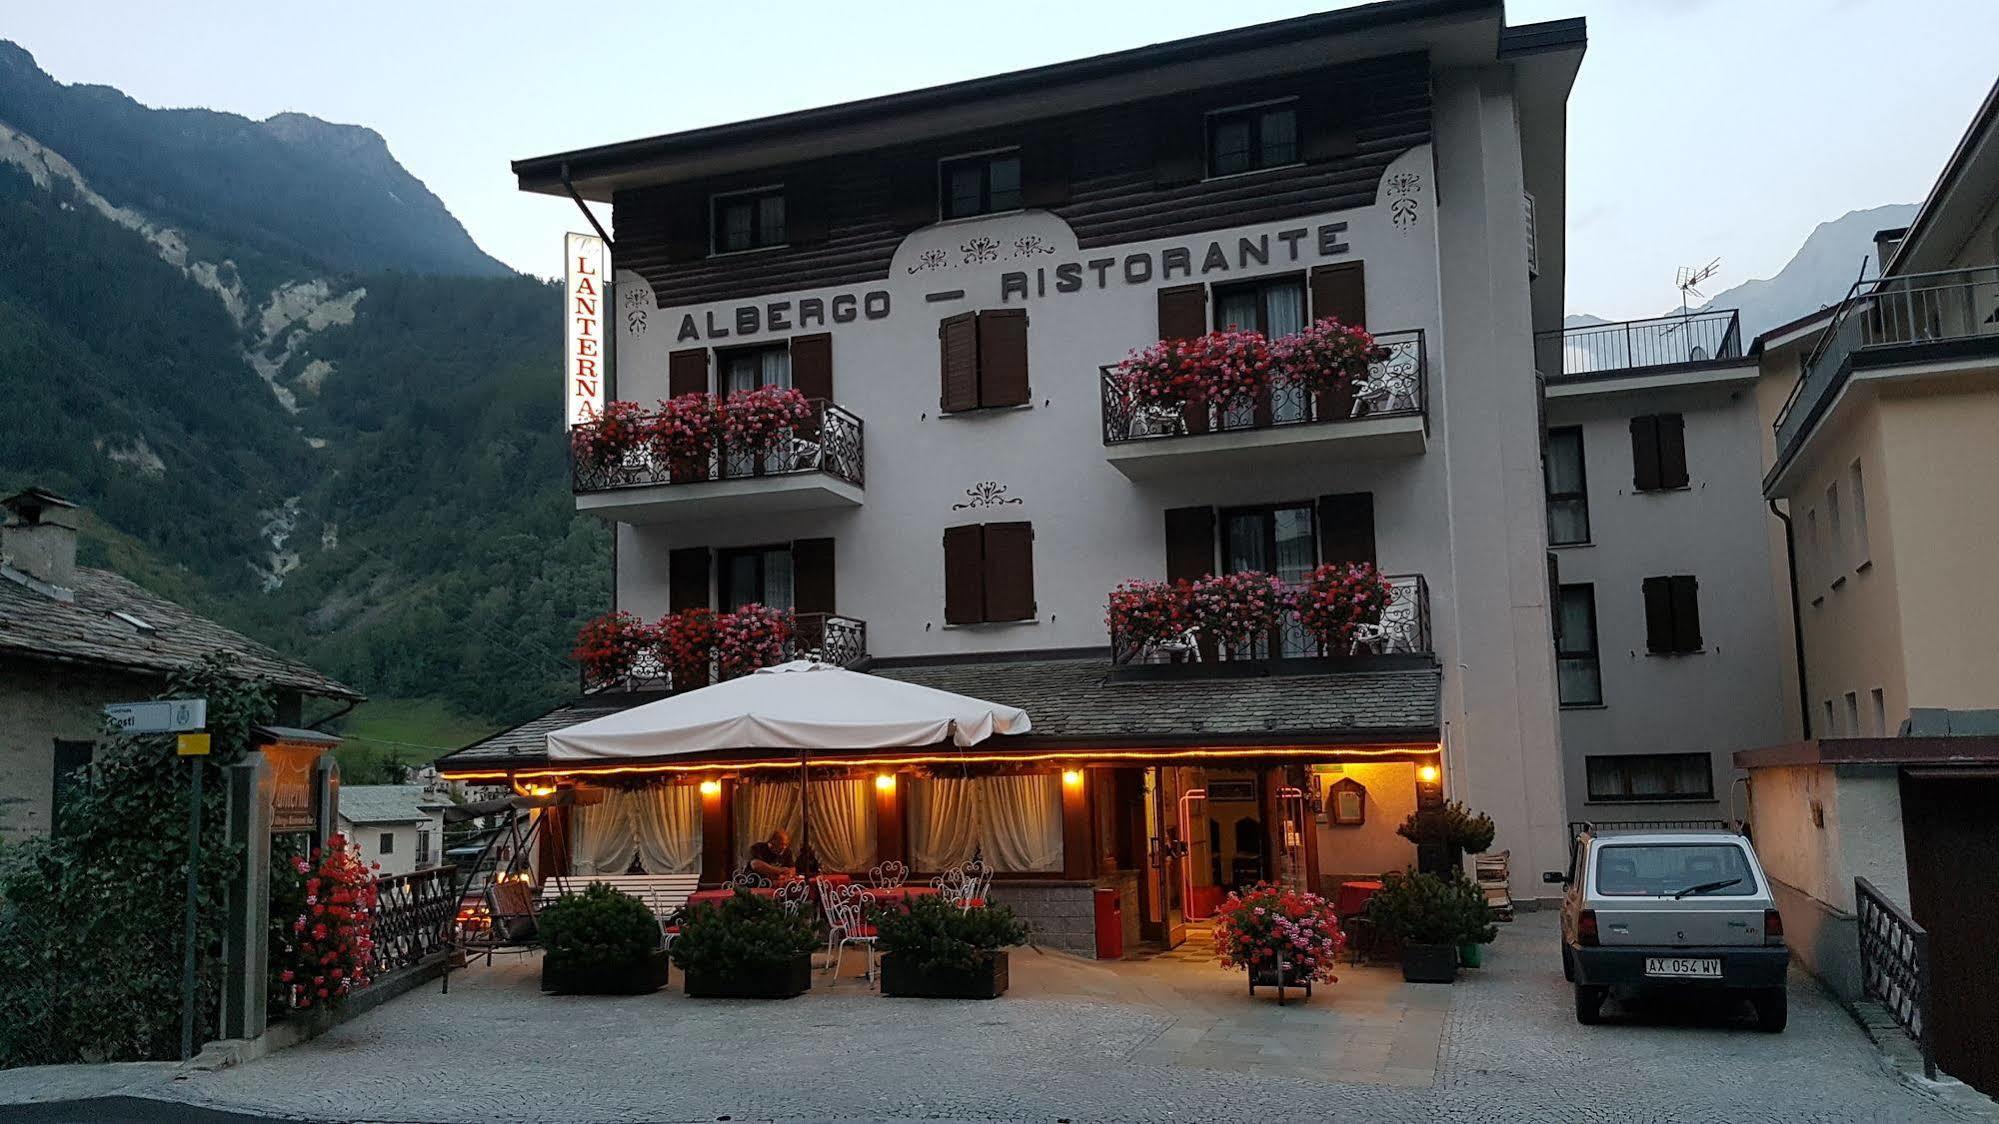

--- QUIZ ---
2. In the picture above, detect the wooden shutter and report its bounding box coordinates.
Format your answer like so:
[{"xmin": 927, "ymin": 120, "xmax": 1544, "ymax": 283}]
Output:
[
  {"xmin": 1669, "ymin": 575, "xmax": 1702, "ymax": 652},
  {"xmin": 1152, "ymin": 102, "xmax": 1207, "ymax": 187},
  {"xmin": 792, "ymin": 538, "xmax": 836, "ymax": 615},
  {"xmin": 942, "ymin": 525, "xmax": 985, "ymax": 625},
  {"xmin": 1318, "ymin": 492, "xmax": 1377, "ymax": 567},
  {"xmin": 1157, "ymin": 283, "xmax": 1211, "ymax": 433},
  {"xmin": 982, "ymin": 521, "xmax": 1037, "ymax": 622},
  {"xmin": 1656, "ymin": 413, "xmax": 1689, "ymax": 489},
  {"xmin": 1310, "ymin": 262, "xmax": 1368, "ymax": 420},
  {"xmin": 1164, "ymin": 506, "xmax": 1217, "ymax": 582},
  {"xmin": 976, "ymin": 309, "xmax": 1030, "ymax": 407},
  {"xmin": 1630, "ymin": 415, "xmax": 1662, "ymax": 491},
  {"xmin": 938, "ymin": 313, "xmax": 980, "ymax": 412},
  {"xmin": 669, "ymin": 547, "xmax": 712, "ymax": 612},
  {"xmin": 663, "ymin": 185, "xmax": 709, "ymax": 262},
  {"xmin": 668, "ymin": 348, "xmax": 710, "ymax": 397},
  {"xmin": 1642, "ymin": 576, "xmax": 1674, "ymax": 654},
  {"xmin": 1021, "ymin": 134, "xmax": 1072, "ymax": 209},
  {"xmin": 790, "ymin": 332, "xmax": 833, "ymax": 442}
]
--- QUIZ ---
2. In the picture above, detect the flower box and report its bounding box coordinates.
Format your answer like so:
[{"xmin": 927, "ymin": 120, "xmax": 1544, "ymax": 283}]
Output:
[
  {"xmin": 1401, "ymin": 942, "xmax": 1459, "ymax": 984},
  {"xmin": 541, "ymin": 948, "xmax": 671, "ymax": 996},
  {"xmin": 682, "ymin": 953, "xmax": 813, "ymax": 999},
  {"xmin": 879, "ymin": 950, "xmax": 1010, "ymax": 999}
]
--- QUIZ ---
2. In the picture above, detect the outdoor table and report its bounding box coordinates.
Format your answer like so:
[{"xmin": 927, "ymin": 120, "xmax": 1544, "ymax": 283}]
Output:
[
  {"xmin": 1335, "ymin": 879, "xmax": 1385, "ymax": 917},
  {"xmin": 685, "ymin": 887, "xmax": 776, "ymax": 909},
  {"xmin": 865, "ymin": 885, "xmax": 941, "ymax": 907}
]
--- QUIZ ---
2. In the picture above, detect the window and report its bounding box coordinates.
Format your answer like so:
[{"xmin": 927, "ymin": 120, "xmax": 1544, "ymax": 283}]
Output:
[
  {"xmin": 1207, "ymin": 101, "xmax": 1299, "ymax": 177},
  {"xmin": 1804, "ymin": 507, "xmax": 1821, "ymax": 602},
  {"xmin": 378, "ymin": 832, "xmax": 395, "ymax": 856},
  {"xmin": 1544, "ymin": 426, "xmax": 1591, "ymax": 545},
  {"xmin": 1592, "ymin": 842, "xmax": 1754, "ymax": 895},
  {"xmin": 719, "ymin": 546, "xmax": 794, "ymax": 611},
  {"xmin": 940, "ymin": 151, "xmax": 1021, "ymax": 219},
  {"xmin": 1823, "ymin": 699, "xmax": 1838, "ymax": 736},
  {"xmin": 1555, "ymin": 585, "xmax": 1603, "ymax": 706},
  {"xmin": 416, "ymin": 829, "xmax": 432, "ymax": 867},
  {"xmin": 1220, "ymin": 503, "xmax": 1317, "ymax": 657},
  {"xmin": 1849, "ymin": 459, "xmax": 1870, "ymax": 566},
  {"xmin": 718, "ymin": 344, "xmax": 792, "ymax": 473},
  {"xmin": 1641, "ymin": 575, "xmax": 1702, "ymax": 654},
  {"xmin": 1585, "ymin": 753, "xmax": 1716, "ymax": 803},
  {"xmin": 1825, "ymin": 482, "xmax": 1843, "ymax": 577},
  {"xmin": 1844, "ymin": 691, "xmax": 1860, "ymax": 736},
  {"xmin": 1870, "ymin": 688, "xmax": 1887, "ymax": 736},
  {"xmin": 943, "ymin": 522, "xmax": 1036, "ymax": 624},
  {"xmin": 1214, "ymin": 278, "xmax": 1308, "ymax": 426},
  {"xmin": 937, "ymin": 309, "xmax": 1030, "ymax": 411},
  {"xmin": 1629, "ymin": 413, "xmax": 1689, "ymax": 491},
  {"xmin": 712, "ymin": 187, "xmax": 786, "ymax": 254}
]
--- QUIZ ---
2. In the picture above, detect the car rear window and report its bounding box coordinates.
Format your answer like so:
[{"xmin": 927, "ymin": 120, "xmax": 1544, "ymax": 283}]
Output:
[{"xmin": 1592, "ymin": 843, "xmax": 1757, "ymax": 897}]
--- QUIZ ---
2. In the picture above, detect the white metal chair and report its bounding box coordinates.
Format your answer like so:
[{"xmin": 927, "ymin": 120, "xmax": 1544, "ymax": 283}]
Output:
[
  {"xmin": 933, "ymin": 861, "xmax": 994, "ymax": 911},
  {"xmin": 773, "ymin": 878, "xmax": 811, "ymax": 916},
  {"xmin": 730, "ymin": 870, "xmax": 770, "ymax": 889},
  {"xmin": 869, "ymin": 860, "xmax": 908, "ymax": 891},
  {"xmin": 816, "ymin": 878, "xmax": 879, "ymax": 986}
]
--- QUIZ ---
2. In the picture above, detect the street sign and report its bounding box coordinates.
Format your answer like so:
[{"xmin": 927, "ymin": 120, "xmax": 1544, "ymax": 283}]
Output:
[
  {"xmin": 105, "ymin": 698, "xmax": 207, "ymax": 735},
  {"xmin": 176, "ymin": 733, "xmax": 211, "ymax": 757}
]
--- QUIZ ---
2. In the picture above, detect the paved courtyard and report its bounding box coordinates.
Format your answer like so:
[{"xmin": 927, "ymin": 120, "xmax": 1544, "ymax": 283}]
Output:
[{"xmin": 3, "ymin": 912, "xmax": 1984, "ymax": 1123}]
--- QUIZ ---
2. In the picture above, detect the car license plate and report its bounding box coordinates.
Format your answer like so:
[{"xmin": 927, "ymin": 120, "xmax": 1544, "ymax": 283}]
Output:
[{"xmin": 1645, "ymin": 956, "xmax": 1722, "ymax": 978}]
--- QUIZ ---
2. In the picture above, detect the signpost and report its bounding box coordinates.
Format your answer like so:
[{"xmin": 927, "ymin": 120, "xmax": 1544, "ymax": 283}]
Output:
[{"xmin": 106, "ymin": 698, "xmax": 208, "ymax": 1061}]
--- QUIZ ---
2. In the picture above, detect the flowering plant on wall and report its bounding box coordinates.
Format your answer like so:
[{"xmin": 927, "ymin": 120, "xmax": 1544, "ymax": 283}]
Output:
[
  {"xmin": 1185, "ymin": 571, "xmax": 1287, "ymax": 658},
  {"xmin": 721, "ymin": 386, "xmax": 813, "ymax": 455},
  {"xmin": 716, "ymin": 603, "xmax": 794, "ymax": 680},
  {"xmin": 657, "ymin": 607, "xmax": 718, "ymax": 688},
  {"xmin": 570, "ymin": 399, "xmax": 651, "ymax": 470},
  {"xmin": 1180, "ymin": 328, "xmax": 1275, "ymax": 406},
  {"xmin": 1271, "ymin": 317, "xmax": 1377, "ymax": 397},
  {"xmin": 649, "ymin": 392, "xmax": 724, "ymax": 464},
  {"xmin": 1106, "ymin": 579, "xmax": 1194, "ymax": 659},
  {"xmin": 1112, "ymin": 339, "xmax": 1203, "ymax": 410},
  {"xmin": 573, "ymin": 610, "xmax": 656, "ymax": 688},
  {"xmin": 1211, "ymin": 882, "xmax": 1344, "ymax": 986},
  {"xmin": 1292, "ymin": 562, "xmax": 1395, "ymax": 655},
  {"xmin": 274, "ymin": 834, "xmax": 379, "ymax": 1011}
]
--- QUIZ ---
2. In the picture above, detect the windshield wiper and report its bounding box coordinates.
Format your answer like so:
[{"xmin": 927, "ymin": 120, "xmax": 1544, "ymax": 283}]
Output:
[{"xmin": 1672, "ymin": 877, "xmax": 1742, "ymax": 900}]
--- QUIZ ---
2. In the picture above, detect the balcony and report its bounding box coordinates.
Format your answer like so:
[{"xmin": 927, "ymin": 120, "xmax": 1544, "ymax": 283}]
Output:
[
  {"xmin": 1773, "ymin": 265, "xmax": 1999, "ymax": 473},
  {"xmin": 1100, "ymin": 329, "xmax": 1427, "ymax": 479},
  {"xmin": 582, "ymin": 611, "xmax": 868, "ymax": 695},
  {"xmin": 571, "ymin": 399, "xmax": 864, "ymax": 524},
  {"xmin": 1536, "ymin": 310, "xmax": 1743, "ymax": 380},
  {"xmin": 1109, "ymin": 572, "xmax": 1431, "ymax": 671}
]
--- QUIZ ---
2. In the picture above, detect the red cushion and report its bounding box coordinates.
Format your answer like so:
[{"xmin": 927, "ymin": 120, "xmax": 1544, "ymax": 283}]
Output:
[
  {"xmin": 964, "ymin": 898, "xmax": 986, "ymax": 908},
  {"xmin": 842, "ymin": 923, "xmax": 876, "ymax": 939}
]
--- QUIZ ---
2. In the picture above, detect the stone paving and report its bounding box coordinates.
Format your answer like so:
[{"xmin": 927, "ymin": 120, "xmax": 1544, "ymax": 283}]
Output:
[{"xmin": 3, "ymin": 912, "xmax": 1983, "ymax": 1123}]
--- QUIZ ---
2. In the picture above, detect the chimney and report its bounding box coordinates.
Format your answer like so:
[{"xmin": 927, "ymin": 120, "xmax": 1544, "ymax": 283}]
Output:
[
  {"xmin": 1, "ymin": 487, "xmax": 81, "ymax": 598},
  {"xmin": 1872, "ymin": 227, "xmax": 1908, "ymax": 275}
]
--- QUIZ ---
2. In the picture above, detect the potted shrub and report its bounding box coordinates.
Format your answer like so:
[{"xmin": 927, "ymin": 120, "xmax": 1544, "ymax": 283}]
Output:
[
  {"xmin": 1106, "ymin": 578, "xmax": 1194, "ymax": 663},
  {"xmin": 649, "ymin": 392, "xmax": 722, "ymax": 482},
  {"xmin": 570, "ymin": 399, "xmax": 651, "ymax": 478},
  {"xmin": 715, "ymin": 604, "xmax": 794, "ymax": 680},
  {"xmin": 1185, "ymin": 571, "xmax": 1287, "ymax": 659},
  {"xmin": 1365, "ymin": 871, "xmax": 1496, "ymax": 983},
  {"xmin": 657, "ymin": 607, "xmax": 717, "ymax": 690},
  {"xmin": 721, "ymin": 385, "xmax": 813, "ymax": 458},
  {"xmin": 272, "ymin": 833, "xmax": 380, "ymax": 1013},
  {"xmin": 1211, "ymin": 882, "xmax": 1345, "ymax": 1003},
  {"xmin": 670, "ymin": 888, "xmax": 818, "ymax": 999},
  {"xmin": 572, "ymin": 611, "xmax": 656, "ymax": 691},
  {"xmin": 874, "ymin": 896, "xmax": 1029, "ymax": 999},
  {"xmin": 1396, "ymin": 801, "xmax": 1498, "ymax": 875},
  {"xmin": 1291, "ymin": 562, "xmax": 1395, "ymax": 656},
  {"xmin": 538, "ymin": 884, "xmax": 670, "ymax": 995},
  {"xmin": 1272, "ymin": 317, "xmax": 1377, "ymax": 396}
]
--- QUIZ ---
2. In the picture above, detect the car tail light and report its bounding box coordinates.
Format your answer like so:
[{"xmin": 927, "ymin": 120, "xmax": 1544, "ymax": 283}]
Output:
[
  {"xmin": 1578, "ymin": 909, "xmax": 1599, "ymax": 947},
  {"xmin": 1764, "ymin": 908, "xmax": 1785, "ymax": 946}
]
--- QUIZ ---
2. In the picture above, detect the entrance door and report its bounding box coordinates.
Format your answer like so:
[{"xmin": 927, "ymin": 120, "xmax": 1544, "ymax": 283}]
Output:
[
  {"xmin": 1137, "ymin": 767, "xmax": 1186, "ymax": 948},
  {"xmin": 1901, "ymin": 772, "xmax": 1999, "ymax": 1096}
]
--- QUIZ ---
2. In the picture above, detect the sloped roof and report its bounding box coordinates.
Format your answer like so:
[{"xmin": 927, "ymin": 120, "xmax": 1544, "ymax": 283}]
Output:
[
  {"xmin": 434, "ymin": 701, "xmax": 634, "ymax": 768},
  {"xmin": 0, "ymin": 564, "xmax": 360, "ymax": 699},
  {"xmin": 338, "ymin": 784, "xmax": 446, "ymax": 825}
]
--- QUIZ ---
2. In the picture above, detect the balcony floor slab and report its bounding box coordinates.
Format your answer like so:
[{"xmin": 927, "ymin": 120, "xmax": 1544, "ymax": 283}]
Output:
[
  {"xmin": 1105, "ymin": 414, "xmax": 1427, "ymax": 480},
  {"xmin": 575, "ymin": 474, "xmax": 863, "ymax": 524}
]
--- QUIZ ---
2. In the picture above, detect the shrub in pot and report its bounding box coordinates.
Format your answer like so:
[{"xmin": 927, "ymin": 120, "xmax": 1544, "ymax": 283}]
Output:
[
  {"xmin": 1396, "ymin": 801, "xmax": 1498, "ymax": 874},
  {"xmin": 1211, "ymin": 882, "xmax": 1345, "ymax": 1002},
  {"xmin": 1365, "ymin": 870, "xmax": 1496, "ymax": 983},
  {"xmin": 874, "ymin": 895, "xmax": 1029, "ymax": 999},
  {"xmin": 670, "ymin": 888, "xmax": 818, "ymax": 999},
  {"xmin": 538, "ymin": 884, "xmax": 670, "ymax": 995}
]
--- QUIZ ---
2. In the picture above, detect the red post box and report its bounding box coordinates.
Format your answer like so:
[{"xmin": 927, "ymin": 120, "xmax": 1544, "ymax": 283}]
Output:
[{"xmin": 1093, "ymin": 886, "xmax": 1124, "ymax": 960}]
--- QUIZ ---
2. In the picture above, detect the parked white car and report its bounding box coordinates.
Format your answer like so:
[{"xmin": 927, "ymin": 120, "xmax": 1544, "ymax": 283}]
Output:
[{"xmin": 1545, "ymin": 828, "xmax": 1790, "ymax": 1031}]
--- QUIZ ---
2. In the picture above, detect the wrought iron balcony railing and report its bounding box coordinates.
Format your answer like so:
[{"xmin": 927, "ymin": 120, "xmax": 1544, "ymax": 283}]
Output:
[
  {"xmin": 1111, "ymin": 573, "xmax": 1431, "ymax": 667},
  {"xmin": 581, "ymin": 612, "xmax": 868, "ymax": 694},
  {"xmin": 571, "ymin": 399, "xmax": 864, "ymax": 493},
  {"xmin": 1535, "ymin": 309, "xmax": 1743, "ymax": 378},
  {"xmin": 1101, "ymin": 329, "xmax": 1426, "ymax": 445},
  {"xmin": 1774, "ymin": 265, "xmax": 1999, "ymax": 463}
]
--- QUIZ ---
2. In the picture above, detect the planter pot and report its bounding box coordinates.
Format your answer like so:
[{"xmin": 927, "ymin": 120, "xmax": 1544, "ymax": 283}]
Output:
[
  {"xmin": 682, "ymin": 953, "xmax": 812, "ymax": 999},
  {"xmin": 1458, "ymin": 942, "xmax": 1484, "ymax": 969},
  {"xmin": 1401, "ymin": 942, "xmax": 1459, "ymax": 983},
  {"xmin": 1247, "ymin": 959, "xmax": 1316, "ymax": 1003},
  {"xmin": 541, "ymin": 948, "xmax": 671, "ymax": 995},
  {"xmin": 879, "ymin": 951, "xmax": 1010, "ymax": 999}
]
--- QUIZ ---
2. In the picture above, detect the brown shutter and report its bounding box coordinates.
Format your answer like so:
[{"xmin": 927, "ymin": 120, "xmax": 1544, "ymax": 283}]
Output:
[
  {"xmin": 943, "ymin": 525, "xmax": 985, "ymax": 625},
  {"xmin": 1157, "ymin": 283, "xmax": 1211, "ymax": 433},
  {"xmin": 1152, "ymin": 102, "xmax": 1206, "ymax": 187},
  {"xmin": 1164, "ymin": 506, "xmax": 1217, "ymax": 582},
  {"xmin": 976, "ymin": 309, "xmax": 1030, "ymax": 407},
  {"xmin": 1021, "ymin": 134, "xmax": 1072, "ymax": 209},
  {"xmin": 668, "ymin": 348, "xmax": 710, "ymax": 397},
  {"xmin": 669, "ymin": 547, "xmax": 712, "ymax": 612},
  {"xmin": 792, "ymin": 537, "xmax": 836, "ymax": 615},
  {"xmin": 938, "ymin": 313, "xmax": 980, "ymax": 412},
  {"xmin": 1669, "ymin": 575, "xmax": 1702, "ymax": 652},
  {"xmin": 981, "ymin": 521, "xmax": 1036, "ymax": 622},
  {"xmin": 1310, "ymin": 262, "xmax": 1368, "ymax": 420},
  {"xmin": 1630, "ymin": 416, "xmax": 1662, "ymax": 491},
  {"xmin": 790, "ymin": 332, "xmax": 833, "ymax": 442},
  {"xmin": 1642, "ymin": 576, "xmax": 1674, "ymax": 654},
  {"xmin": 1656, "ymin": 413, "xmax": 1689, "ymax": 489},
  {"xmin": 1318, "ymin": 492, "xmax": 1377, "ymax": 567}
]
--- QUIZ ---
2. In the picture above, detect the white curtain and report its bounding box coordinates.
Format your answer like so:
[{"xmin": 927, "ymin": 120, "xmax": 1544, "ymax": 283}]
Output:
[
  {"xmin": 806, "ymin": 779, "xmax": 877, "ymax": 873},
  {"xmin": 979, "ymin": 774, "xmax": 1064, "ymax": 873},
  {"xmin": 733, "ymin": 780, "xmax": 803, "ymax": 867},
  {"xmin": 909, "ymin": 777, "xmax": 981, "ymax": 871},
  {"xmin": 570, "ymin": 793, "xmax": 637, "ymax": 875},
  {"xmin": 632, "ymin": 786, "xmax": 702, "ymax": 874}
]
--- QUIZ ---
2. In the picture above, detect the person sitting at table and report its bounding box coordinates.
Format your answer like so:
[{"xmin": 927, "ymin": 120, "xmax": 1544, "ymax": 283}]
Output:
[{"xmin": 745, "ymin": 828, "xmax": 796, "ymax": 881}]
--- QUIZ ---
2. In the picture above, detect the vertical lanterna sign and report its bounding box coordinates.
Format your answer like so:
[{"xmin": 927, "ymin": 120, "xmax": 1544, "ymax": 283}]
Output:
[{"xmin": 564, "ymin": 231, "xmax": 608, "ymax": 426}]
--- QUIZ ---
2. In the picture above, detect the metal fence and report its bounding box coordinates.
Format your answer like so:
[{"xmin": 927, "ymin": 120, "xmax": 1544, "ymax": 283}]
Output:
[
  {"xmin": 583, "ymin": 612, "xmax": 868, "ymax": 694},
  {"xmin": 1112, "ymin": 573, "xmax": 1430, "ymax": 665},
  {"xmin": 572, "ymin": 398, "xmax": 864, "ymax": 492},
  {"xmin": 1537, "ymin": 310, "xmax": 1743, "ymax": 377},
  {"xmin": 1856, "ymin": 876, "xmax": 1934, "ymax": 1080},
  {"xmin": 372, "ymin": 865, "xmax": 459, "ymax": 977}
]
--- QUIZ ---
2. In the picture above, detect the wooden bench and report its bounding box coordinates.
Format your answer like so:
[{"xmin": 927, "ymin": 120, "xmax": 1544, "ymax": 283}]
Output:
[{"xmin": 541, "ymin": 873, "xmax": 701, "ymax": 925}]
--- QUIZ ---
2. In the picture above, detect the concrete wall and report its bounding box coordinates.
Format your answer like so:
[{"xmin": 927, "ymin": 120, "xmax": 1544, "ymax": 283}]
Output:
[
  {"xmin": 1312, "ymin": 761, "xmax": 1419, "ymax": 882},
  {"xmin": 0, "ymin": 661, "xmax": 159, "ymax": 842},
  {"xmin": 1546, "ymin": 377, "xmax": 1788, "ymax": 823}
]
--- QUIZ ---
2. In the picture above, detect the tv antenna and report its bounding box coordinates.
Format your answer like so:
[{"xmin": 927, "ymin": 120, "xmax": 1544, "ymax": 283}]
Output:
[{"xmin": 1675, "ymin": 258, "xmax": 1721, "ymax": 318}]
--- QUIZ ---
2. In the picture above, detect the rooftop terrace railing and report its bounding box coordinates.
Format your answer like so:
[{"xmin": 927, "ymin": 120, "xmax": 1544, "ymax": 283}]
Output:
[
  {"xmin": 1536, "ymin": 310, "xmax": 1742, "ymax": 378},
  {"xmin": 1773, "ymin": 265, "xmax": 1999, "ymax": 462}
]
